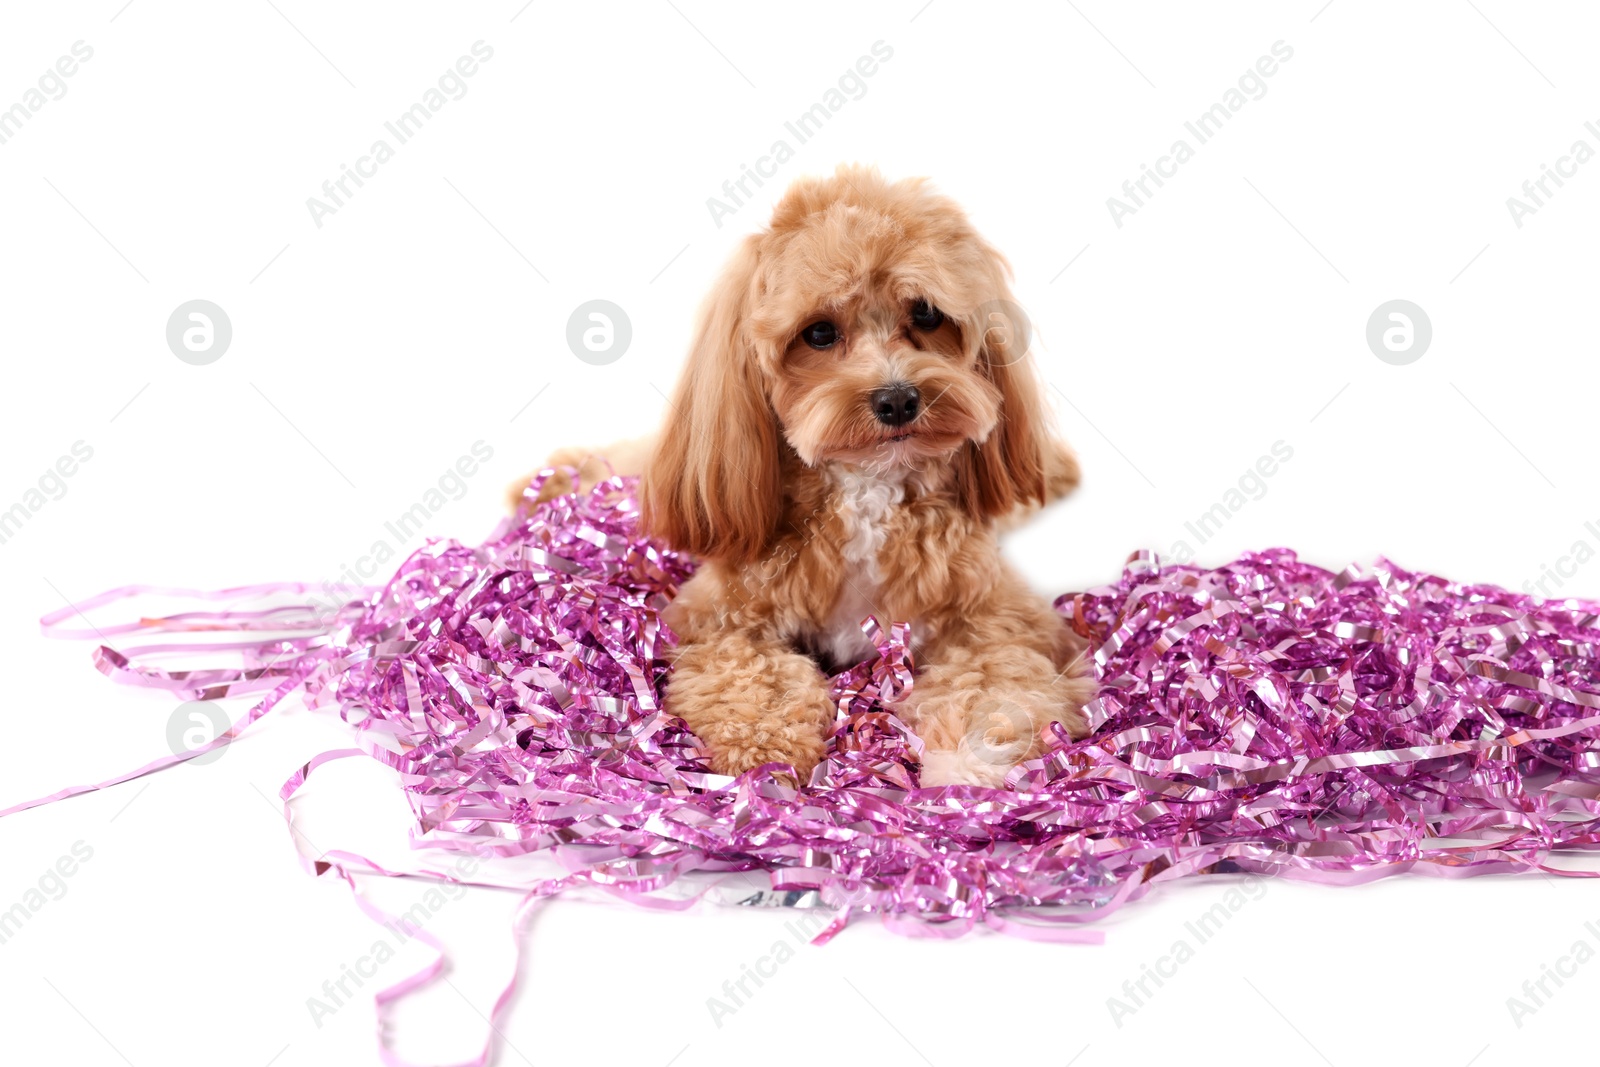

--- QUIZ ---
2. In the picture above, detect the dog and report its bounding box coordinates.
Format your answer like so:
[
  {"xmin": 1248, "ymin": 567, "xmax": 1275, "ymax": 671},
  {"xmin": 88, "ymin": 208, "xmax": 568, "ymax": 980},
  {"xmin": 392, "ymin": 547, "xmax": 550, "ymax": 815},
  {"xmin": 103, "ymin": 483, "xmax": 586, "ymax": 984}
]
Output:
[{"xmin": 514, "ymin": 165, "xmax": 1094, "ymax": 787}]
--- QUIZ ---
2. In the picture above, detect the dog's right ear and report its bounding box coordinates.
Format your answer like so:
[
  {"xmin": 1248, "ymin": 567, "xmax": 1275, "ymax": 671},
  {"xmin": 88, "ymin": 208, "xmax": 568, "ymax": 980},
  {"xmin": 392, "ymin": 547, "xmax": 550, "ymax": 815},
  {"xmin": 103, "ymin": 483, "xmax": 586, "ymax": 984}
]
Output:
[{"xmin": 640, "ymin": 236, "xmax": 782, "ymax": 562}]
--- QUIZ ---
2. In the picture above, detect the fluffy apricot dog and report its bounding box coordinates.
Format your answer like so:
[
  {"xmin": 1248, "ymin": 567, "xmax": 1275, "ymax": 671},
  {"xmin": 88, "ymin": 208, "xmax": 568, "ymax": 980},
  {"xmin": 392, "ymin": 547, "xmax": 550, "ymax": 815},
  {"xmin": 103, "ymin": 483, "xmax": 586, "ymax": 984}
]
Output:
[{"xmin": 521, "ymin": 166, "xmax": 1094, "ymax": 787}]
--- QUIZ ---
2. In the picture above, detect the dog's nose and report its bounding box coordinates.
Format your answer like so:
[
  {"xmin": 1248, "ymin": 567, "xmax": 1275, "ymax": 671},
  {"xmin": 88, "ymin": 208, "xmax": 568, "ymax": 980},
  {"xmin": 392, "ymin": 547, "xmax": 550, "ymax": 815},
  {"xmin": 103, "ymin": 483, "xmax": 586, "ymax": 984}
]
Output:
[{"xmin": 870, "ymin": 383, "xmax": 921, "ymax": 427}]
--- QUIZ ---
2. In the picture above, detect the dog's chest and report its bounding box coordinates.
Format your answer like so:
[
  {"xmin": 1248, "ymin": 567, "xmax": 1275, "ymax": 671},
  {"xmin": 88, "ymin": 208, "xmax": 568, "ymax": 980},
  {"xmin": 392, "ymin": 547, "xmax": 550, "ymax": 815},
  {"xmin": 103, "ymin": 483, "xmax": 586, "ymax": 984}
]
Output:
[{"xmin": 810, "ymin": 467, "xmax": 909, "ymax": 669}]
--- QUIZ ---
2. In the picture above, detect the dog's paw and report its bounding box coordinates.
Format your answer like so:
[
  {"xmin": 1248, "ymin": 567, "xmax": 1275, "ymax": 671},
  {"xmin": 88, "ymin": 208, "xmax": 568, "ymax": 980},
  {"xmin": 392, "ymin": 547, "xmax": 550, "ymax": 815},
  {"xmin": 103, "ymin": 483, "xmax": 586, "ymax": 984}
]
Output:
[
  {"xmin": 507, "ymin": 449, "xmax": 619, "ymax": 514},
  {"xmin": 506, "ymin": 469, "xmax": 575, "ymax": 513},
  {"xmin": 918, "ymin": 746, "xmax": 1013, "ymax": 789},
  {"xmin": 706, "ymin": 732, "xmax": 825, "ymax": 788}
]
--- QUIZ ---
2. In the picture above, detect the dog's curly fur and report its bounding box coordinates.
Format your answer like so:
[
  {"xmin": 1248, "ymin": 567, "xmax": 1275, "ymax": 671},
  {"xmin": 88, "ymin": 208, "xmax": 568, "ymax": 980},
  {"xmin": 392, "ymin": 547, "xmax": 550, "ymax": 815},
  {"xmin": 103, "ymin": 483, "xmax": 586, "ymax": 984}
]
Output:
[{"xmin": 515, "ymin": 165, "xmax": 1095, "ymax": 787}]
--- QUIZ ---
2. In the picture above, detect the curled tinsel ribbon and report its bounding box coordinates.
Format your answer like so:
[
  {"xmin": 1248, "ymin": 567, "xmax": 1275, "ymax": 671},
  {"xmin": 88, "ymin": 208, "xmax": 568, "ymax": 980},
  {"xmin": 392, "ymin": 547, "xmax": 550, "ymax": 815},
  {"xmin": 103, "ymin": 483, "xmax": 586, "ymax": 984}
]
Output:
[
  {"xmin": 1037, "ymin": 549, "xmax": 1600, "ymax": 882},
  {"xmin": 11, "ymin": 473, "xmax": 1600, "ymax": 1062}
]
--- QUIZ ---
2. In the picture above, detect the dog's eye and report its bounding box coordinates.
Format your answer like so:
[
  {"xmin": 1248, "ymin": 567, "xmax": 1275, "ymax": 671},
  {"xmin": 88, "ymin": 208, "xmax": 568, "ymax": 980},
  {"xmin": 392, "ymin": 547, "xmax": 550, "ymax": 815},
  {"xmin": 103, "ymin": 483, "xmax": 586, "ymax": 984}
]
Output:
[
  {"xmin": 910, "ymin": 300, "xmax": 944, "ymax": 331},
  {"xmin": 801, "ymin": 321, "xmax": 839, "ymax": 349}
]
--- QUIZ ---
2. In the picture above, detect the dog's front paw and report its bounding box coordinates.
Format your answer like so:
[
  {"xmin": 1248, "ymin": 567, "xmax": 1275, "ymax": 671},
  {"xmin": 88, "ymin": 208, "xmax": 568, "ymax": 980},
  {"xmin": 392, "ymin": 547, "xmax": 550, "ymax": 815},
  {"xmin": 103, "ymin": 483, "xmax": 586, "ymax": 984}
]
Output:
[
  {"xmin": 697, "ymin": 708, "xmax": 831, "ymax": 786},
  {"xmin": 666, "ymin": 635, "xmax": 837, "ymax": 790},
  {"xmin": 708, "ymin": 734, "xmax": 824, "ymax": 787}
]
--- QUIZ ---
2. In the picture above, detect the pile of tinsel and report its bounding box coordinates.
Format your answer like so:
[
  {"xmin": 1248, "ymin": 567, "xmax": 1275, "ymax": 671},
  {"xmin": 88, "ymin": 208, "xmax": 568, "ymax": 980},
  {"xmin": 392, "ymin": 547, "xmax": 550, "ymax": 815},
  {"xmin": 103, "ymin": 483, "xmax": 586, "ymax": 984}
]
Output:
[{"xmin": 11, "ymin": 469, "xmax": 1600, "ymax": 1062}]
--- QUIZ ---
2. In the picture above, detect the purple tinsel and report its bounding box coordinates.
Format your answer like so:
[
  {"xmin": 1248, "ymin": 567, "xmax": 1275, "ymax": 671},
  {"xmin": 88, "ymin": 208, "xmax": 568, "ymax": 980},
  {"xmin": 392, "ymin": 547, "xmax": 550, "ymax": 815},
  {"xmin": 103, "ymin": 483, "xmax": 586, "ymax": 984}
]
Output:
[{"xmin": 13, "ymin": 468, "xmax": 1600, "ymax": 1057}]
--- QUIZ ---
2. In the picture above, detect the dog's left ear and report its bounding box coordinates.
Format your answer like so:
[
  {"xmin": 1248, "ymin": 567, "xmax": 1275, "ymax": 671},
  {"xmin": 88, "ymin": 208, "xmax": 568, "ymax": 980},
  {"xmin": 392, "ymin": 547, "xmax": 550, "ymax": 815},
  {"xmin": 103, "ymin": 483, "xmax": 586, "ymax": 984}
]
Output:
[{"xmin": 952, "ymin": 252, "xmax": 1052, "ymax": 519}]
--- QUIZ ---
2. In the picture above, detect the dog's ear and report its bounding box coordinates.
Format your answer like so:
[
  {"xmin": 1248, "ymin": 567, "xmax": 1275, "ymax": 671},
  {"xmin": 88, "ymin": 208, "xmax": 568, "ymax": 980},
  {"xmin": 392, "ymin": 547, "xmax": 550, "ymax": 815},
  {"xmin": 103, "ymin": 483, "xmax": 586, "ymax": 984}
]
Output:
[
  {"xmin": 952, "ymin": 253, "xmax": 1052, "ymax": 520},
  {"xmin": 640, "ymin": 237, "xmax": 782, "ymax": 561}
]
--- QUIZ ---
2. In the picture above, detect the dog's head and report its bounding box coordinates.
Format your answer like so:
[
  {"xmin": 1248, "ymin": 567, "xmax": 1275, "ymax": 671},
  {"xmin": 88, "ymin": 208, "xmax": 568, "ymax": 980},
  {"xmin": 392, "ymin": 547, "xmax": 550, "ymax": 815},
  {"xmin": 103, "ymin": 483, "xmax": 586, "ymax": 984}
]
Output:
[{"xmin": 641, "ymin": 164, "xmax": 1052, "ymax": 561}]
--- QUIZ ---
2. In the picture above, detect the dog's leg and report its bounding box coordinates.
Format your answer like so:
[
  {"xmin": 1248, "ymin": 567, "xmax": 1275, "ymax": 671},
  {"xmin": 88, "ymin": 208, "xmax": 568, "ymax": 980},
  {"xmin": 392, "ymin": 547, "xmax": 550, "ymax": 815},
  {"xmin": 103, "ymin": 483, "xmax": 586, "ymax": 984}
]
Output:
[
  {"xmin": 506, "ymin": 435, "xmax": 657, "ymax": 513},
  {"xmin": 902, "ymin": 587, "xmax": 1096, "ymax": 788},
  {"xmin": 666, "ymin": 628, "xmax": 837, "ymax": 784}
]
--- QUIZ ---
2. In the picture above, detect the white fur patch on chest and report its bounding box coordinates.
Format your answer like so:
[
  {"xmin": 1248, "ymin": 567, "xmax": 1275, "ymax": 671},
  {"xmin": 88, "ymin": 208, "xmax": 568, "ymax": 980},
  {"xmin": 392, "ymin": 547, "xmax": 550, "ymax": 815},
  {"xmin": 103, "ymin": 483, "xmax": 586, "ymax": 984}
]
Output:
[{"xmin": 816, "ymin": 465, "xmax": 906, "ymax": 668}]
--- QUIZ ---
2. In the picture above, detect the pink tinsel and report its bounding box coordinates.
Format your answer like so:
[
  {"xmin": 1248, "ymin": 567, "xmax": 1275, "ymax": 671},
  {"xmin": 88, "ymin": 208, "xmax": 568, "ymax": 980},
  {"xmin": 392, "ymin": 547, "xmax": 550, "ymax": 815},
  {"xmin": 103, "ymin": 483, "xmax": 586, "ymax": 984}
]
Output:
[{"xmin": 12, "ymin": 468, "xmax": 1600, "ymax": 1057}]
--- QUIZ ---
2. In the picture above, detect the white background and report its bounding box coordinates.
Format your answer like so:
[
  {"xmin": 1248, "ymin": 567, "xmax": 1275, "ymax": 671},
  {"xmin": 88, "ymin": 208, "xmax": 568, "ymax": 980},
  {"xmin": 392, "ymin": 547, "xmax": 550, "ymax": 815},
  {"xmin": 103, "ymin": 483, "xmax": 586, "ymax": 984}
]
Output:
[{"xmin": 2, "ymin": 2, "xmax": 1597, "ymax": 1065}]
